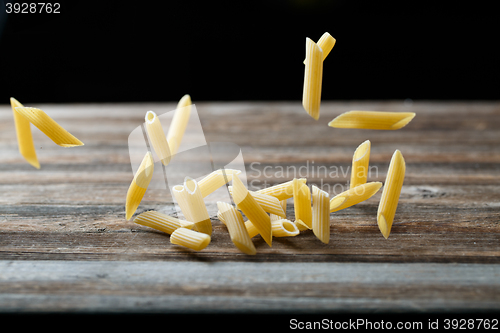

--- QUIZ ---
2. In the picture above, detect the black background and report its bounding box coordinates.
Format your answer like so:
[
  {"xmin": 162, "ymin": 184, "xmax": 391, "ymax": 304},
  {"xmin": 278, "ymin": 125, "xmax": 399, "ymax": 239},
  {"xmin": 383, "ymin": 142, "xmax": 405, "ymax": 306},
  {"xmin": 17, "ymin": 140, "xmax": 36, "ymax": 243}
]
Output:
[{"xmin": 0, "ymin": 0, "xmax": 498, "ymax": 103}]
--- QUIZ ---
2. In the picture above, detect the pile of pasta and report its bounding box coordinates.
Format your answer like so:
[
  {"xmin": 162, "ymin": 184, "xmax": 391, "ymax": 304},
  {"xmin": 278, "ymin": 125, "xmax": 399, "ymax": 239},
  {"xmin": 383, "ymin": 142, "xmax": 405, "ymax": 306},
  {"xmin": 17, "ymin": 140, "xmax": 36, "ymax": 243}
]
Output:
[{"xmin": 126, "ymin": 32, "xmax": 416, "ymax": 253}]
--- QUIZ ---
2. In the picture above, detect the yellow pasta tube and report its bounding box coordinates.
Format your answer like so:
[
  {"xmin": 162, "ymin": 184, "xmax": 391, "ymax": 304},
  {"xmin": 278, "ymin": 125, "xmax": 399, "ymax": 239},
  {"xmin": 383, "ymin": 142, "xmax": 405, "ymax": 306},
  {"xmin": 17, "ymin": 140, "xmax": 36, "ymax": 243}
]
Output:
[
  {"xmin": 270, "ymin": 200, "xmax": 287, "ymax": 222},
  {"xmin": 172, "ymin": 177, "xmax": 212, "ymax": 236},
  {"xmin": 228, "ymin": 186, "xmax": 286, "ymax": 218},
  {"xmin": 330, "ymin": 182, "xmax": 382, "ymax": 213},
  {"xmin": 256, "ymin": 178, "xmax": 307, "ymax": 201},
  {"xmin": 134, "ymin": 210, "xmax": 194, "ymax": 234},
  {"xmin": 231, "ymin": 175, "xmax": 272, "ymax": 247},
  {"xmin": 312, "ymin": 185, "xmax": 330, "ymax": 244},
  {"xmin": 14, "ymin": 107, "xmax": 84, "ymax": 147},
  {"xmin": 302, "ymin": 38, "xmax": 323, "ymax": 120},
  {"xmin": 244, "ymin": 221, "xmax": 260, "ymax": 238},
  {"xmin": 328, "ymin": 111, "xmax": 416, "ymax": 130},
  {"xmin": 167, "ymin": 94, "xmax": 192, "ymax": 156},
  {"xmin": 377, "ymin": 150, "xmax": 406, "ymax": 239},
  {"xmin": 303, "ymin": 32, "xmax": 336, "ymax": 63},
  {"xmin": 293, "ymin": 178, "xmax": 312, "ymax": 229},
  {"xmin": 125, "ymin": 152, "xmax": 154, "ymax": 220},
  {"xmin": 198, "ymin": 169, "xmax": 241, "ymax": 198},
  {"xmin": 271, "ymin": 219, "xmax": 299, "ymax": 237},
  {"xmin": 294, "ymin": 220, "xmax": 310, "ymax": 231},
  {"xmin": 145, "ymin": 110, "xmax": 171, "ymax": 166},
  {"xmin": 10, "ymin": 98, "xmax": 39, "ymax": 169},
  {"xmin": 350, "ymin": 140, "xmax": 371, "ymax": 189},
  {"xmin": 170, "ymin": 228, "xmax": 211, "ymax": 251},
  {"xmin": 217, "ymin": 202, "xmax": 256, "ymax": 255}
]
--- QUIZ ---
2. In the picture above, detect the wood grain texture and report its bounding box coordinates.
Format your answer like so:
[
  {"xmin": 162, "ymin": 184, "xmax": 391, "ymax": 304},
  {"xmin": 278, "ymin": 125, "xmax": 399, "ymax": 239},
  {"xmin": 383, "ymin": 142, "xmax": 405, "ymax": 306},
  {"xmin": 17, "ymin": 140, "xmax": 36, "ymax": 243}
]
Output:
[{"xmin": 0, "ymin": 101, "xmax": 499, "ymax": 312}]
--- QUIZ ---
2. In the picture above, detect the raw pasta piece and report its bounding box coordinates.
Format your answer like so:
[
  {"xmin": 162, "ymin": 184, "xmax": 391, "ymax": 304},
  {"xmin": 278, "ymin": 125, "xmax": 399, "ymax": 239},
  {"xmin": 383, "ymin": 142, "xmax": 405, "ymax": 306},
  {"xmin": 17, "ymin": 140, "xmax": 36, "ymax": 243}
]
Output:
[
  {"xmin": 134, "ymin": 210, "xmax": 194, "ymax": 234},
  {"xmin": 302, "ymin": 38, "xmax": 323, "ymax": 120},
  {"xmin": 167, "ymin": 94, "xmax": 192, "ymax": 156},
  {"xmin": 244, "ymin": 220, "xmax": 260, "ymax": 238},
  {"xmin": 170, "ymin": 228, "xmax": 211, "ymax": 251},
  {"xmin": 172, "ymin": 177, "xmax": 212, "ymax": 235},
  {"xmin": 14, "ymin": 107, "xmax": 84, "ymax": 147},
  {"xmin": 271, "ymin": 219, "xmax": 299, "ymax": 237},
  {"xmin": 294, "ymin": 219, "xmax": 311, "ymax": 231},
  {"xmin": 231, "ymin": 175, "xmax": 272, "ymax": 247},
  {"xmin": 198, "ymin": 169, "xmax": 241, "ymax": 198},
  {"xmin": 228, "ymin": 186, "xmax": 286, "ymax": 218},
  {"xmin": 293, "ymin": 178, "xmax": 312, "ymax": 229},
  {"xmin": 303, "ymin": 32, "xmax": 336, "ymax": 63},
  {"xmin": 10, "ymin": 98, "xmax": 39, "ymax": 169},
  {"xmin": 328, "ymin": 111, "xmax": 416, "ymax": 130},
  {"xmin": 256, "ymin": 178, "xmax": 306, "ymax": 201},
  {"xmin": 125, "ymin": 152, "xmax": 154, "ymax": 220},
  {"xmin": 145, "ymin": 110, "xmax": 171, "ymax": 166},
  {"xmin": 312, "ymin": 185, "xmax": 330, "ymax": 244},
  {"xmin": 377, "ymin": 150, "xmax": 406, "ymax": 239},
  {"xmin": 350, "ymin": 140, "xmax": 371, "ymax": 189},
  {"xmin": 330, "ymin": 182, "xmax": 382, "ymax": 213},
  {"xmin": 217, "ymin": 202, "xmax": 256, "ymax": 255}
]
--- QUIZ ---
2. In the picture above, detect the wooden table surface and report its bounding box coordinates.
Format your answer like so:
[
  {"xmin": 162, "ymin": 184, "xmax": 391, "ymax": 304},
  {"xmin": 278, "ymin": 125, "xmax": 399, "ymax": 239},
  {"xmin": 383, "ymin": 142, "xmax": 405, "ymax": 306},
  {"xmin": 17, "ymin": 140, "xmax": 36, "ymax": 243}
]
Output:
[{"xmin": 0, "ymin": 100, "xmax": 499, "ymax": 314}]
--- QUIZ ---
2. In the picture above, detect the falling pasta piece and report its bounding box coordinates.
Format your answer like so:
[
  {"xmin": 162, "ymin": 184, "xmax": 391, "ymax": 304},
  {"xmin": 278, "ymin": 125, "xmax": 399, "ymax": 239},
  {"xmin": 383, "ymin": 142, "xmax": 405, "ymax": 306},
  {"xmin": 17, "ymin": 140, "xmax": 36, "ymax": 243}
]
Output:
[
  {"xmin": 167, "ymin": 94, "xmax": 192, "ymax": 156},
  {"xmin": 330, "ymin": 182, "xmax": 382, "ymax": 213},
  {"xmin": 198, "ymin": 169, "xmax": 241, "ymax": 198},
  {"xmin": 312, "ymin": 185, "xmax": 330, "ymax": 244},
  {"xmin": 170, "ymin": 228, "xmax": 211, "ymax": 251},
  {"xmin": 217, "ymin": 202, "xmax": 256, "ymax": 255},
  {"xmin": 228, "ymin": 186, "xmax": 286, "ymax": 218},
  {"xmin": 14, "ymin": 107, "xmax": 84, "ymax": 147},
  {"xmin": 125, "ymin": 152, "xmax": 154, "ymax": 220},
  {"xmin": 134, "ymin": 210, "xmax": 194, "ymax": 234},
  {"xmin": 271, "ymin": 219, "xmax": 299, "ymax": 237},
  {"xmin": 10, "ymin": 98, "xmax": 39, "ymax": 169},
  {"xmin": 244, "ymin": 220, "xmax": 260, "ymax": 238},
  {"xmin": 328, "ymin": 111, "xmax": 416, "ymax": 130},
  {"xmin": 350, "ymin": 140, "xmax": 371, "ymax": 189},
  {"xmin": 172, "ymin": 177, "xmax": 212, "ymax": 236},
  {"xmin": 231, "ymin": 175, "xmax": 272, "ymax": 247},
  {"xmin": 303, "ymin": 32, "xmax": 336, "ymax": 63},
  {"xmin": 257, "ymin": 178, "xmax": 307, "ymax": 201},
  {"xmin": 293, "ymin": 178, "xmax": 312, "ymax": 229},
  {"xmin": 302, "ymin": 38, "xmax": 323, "ymax": 120},
  {"xmin": 145, "ymin": 110, "xmax": 171, "ymax": 166},
  {"xmin": 377, "ymin": 150, "xmax": 406, "ymax": 239}
]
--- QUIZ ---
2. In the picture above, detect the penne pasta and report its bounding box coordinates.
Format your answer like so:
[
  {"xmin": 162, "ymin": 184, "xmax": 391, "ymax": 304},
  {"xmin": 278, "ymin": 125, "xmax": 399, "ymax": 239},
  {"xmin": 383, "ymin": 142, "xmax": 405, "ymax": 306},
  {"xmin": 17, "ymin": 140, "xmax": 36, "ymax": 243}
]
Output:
[
  {"xmin": 217, "ymin": 202, "xmax": 256, "ymax": 255},
  {"xmin": 244, "ymin": 220, "xmax": 260, "ymax": 239},
  {"xmin": 145, "ymin": 110, "xmax": 171, "ymax": 166},
  {"xmin": 294, "ymin": 219, "xmax": 311, "ymax": 231},
  {"xmin": 328, "ymin": 110, "xmax": 416, "ymax": 130},
  {"xmin": 198, "ymin": 169, "xmax": 241, "ymax": 198},
  {"xmin": 172, "ymin": 177, "xmax": 212, "ymax": 236},
  {"xmin": 256, "ymin": 178, "xmax": 307, "ymax": 201},
  {"xmin": 167, "ymin": 94, "xmax": 192, "ymax": 156},
  {"xmin": 302, "ymin": 38, "xmax": 323, "ymax": 120},
  {"xmin": 14, "ymin": 107, "xmax": 84, "ymax": 147},
  {"xmin": 270, "ymin": 200, "xmax": 287, "ymax": 222},
  {"xmin": 312, "ymin": 185, "xmax": 330, "ymax": 244},
  {"xmin": 271, "ymin": 219, "xmax": 299, "ymax": 237},
  {"xmin": 228, "ymin": 186, "xmax": 286, "ymax": 218},
  {"xmin": 330, "ymin": 181, "xmax": 382, "ymax": 213},
  {"xmin": 231, "ymin": 175, "xmax": 272, "ymax": 247},
  {"xmin": 377, "ymin": 150, "xmax": 406, "ymax": 239},
  {"xmin": 10, "ymin": 98, "xmax": 39, "ymax": 169},
  {"xmin": 303, "ymin": 32, "xmax": 336, "ymax": 63},
  {"xmin": 125, "ymin": 152, "xmax": 154, "ymax": 220},
  {"xmin": 293, "ymin": 178, "xmax": 312, "ymax": 229},
  {"xmin": 134, "ymin": 210, "xmax": 194, "ymax": 234},
  {"xmin": 170, "ymin": 228, "xmax": 211, "ymax": 251},
  {"xmin": 350, "ymin": 140, "xmax": 371, "ymax": 189}
]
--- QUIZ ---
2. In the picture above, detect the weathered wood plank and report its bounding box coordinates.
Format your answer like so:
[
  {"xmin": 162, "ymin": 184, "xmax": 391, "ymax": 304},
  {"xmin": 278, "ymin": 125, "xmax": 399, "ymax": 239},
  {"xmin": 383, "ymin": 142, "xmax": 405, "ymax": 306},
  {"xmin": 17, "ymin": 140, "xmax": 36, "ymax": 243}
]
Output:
[{"xmin": 0, "ymin": 261, "xmax": 499, "ymax": 313}]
